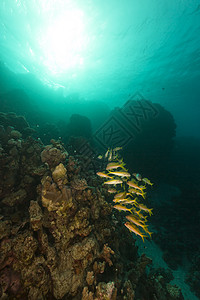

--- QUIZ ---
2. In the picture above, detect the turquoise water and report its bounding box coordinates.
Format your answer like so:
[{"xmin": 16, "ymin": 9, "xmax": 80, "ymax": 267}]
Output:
[
  {"xmin": 0, "ymin": 1, "xmax": 200, "ymax": 299},
  {"xmin": 0, "ymin": 0, "xmax": 200, "ymax": 137}
]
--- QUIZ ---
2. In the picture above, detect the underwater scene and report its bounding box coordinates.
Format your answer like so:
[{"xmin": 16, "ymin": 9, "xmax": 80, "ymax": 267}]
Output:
[{"xmin": 0, "ymin": 1, "xmax": 200, "ymax": 299}]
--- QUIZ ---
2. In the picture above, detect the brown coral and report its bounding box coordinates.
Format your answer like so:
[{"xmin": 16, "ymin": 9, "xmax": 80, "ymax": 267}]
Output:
[
  {"xmin": 41, "ymin": 143, "xmax": 68, "ymax": 169},
  {"xmin": 99, "ymin": 244, "xmax": 115, "ymax": 267},
  {"xmin": 29, "ymin": 200, "xmax": 43, "ymax": 231}
]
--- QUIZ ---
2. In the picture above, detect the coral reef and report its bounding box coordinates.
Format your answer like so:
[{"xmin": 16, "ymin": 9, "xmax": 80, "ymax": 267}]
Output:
[
  {"xmin": 0, "ymin": 112, "xmax": 35, "ymax": 139},
  {"xmin": 0, "ymin": 114, "xmax": 184, "ymax": 299},
  {"xmin": 41, "ymin": 140, "xmax": 68, "ymax": 169}
]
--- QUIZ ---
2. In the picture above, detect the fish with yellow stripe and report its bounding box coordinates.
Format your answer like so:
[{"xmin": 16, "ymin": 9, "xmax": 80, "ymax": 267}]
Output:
[
  {"xmin": 114, "ymin": 191, "xmax": 127, "ymax": 199},
  {"xmin": 98, "ymin": 147, "xmax": 154, "ymax": 242},
  {"xmin": 137, "ymin": 203, "xmax": 153, "ymax": 215},
  {"xmin": 109, "ymin": 171, "xmax": 131, "ymax": 177},
  {"xmin": 127, "ymin": 180, "xmax": 145, "ymax": 191},
  {"xmin": 113, "ymin": 198, "xmax": 138, "ymax": 205},
  {"xmin": 106, "ymin": 161, "xmax": 126, "ymax": 171},
  {"xmin": 113, "ymin": 204, "xmax": 134, "ymax": 213},
  {"xmin": 104, "ymin": 179, "xmax": 123, "ymax": 185},
  {"xmin": 126, "ymin": 215, "xmax": 153, "ymax": 238},
  {"xmin": 96, "ymin": 172, "xmax": 112, "ymax": 179},
  {"xmin": 128, "ymin": 188, "xmax": 146, "ymax": 198},
  {"xmin": 124, "ymin": 222, "xmax": 147, "ymax": 242},
  {"xmin": 142, "ymin": 177, "xmax": 153, "ymax": 186},
  {"xmin": 132, "ymin": 208, "xmax": 147, "ymax": 220}
]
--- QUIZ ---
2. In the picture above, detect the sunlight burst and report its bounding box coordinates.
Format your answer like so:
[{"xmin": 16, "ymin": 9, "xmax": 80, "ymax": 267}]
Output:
[{"xmin": 40, "ymin": 9, "xmax": 87, "ymax": 74}]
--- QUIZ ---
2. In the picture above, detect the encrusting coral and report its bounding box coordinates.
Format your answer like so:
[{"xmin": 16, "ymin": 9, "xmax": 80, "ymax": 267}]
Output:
[
  {"xmin": 0, "ymin": 114, "xmax": 184, "ymax": 300},
  {"xmin": 41, "ymin": 140, "xmax": 68, "ymax": 169}
]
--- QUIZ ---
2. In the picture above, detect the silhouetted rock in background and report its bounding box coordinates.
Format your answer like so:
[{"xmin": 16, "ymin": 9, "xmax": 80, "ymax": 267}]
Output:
[
  {"xmin": 67, "ymin": 114, "xmax": 92, "ymax": 139},
  {"xmin": 109, "ymin": 101, "xmax": 176, "ymax": 181},
  {"xmin": 0, "ymin": 89, "xmax": 37, "ymax": 116}
]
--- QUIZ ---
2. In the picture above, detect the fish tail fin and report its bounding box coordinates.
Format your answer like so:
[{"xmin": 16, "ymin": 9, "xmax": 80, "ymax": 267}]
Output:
[
  {"xmin": 134, "ymin": 198, "xmax": 139, "ymax": 205},
  {"xmin": 141, "ymin": 234, "xmax": 147, "ymax": 242},
  {"xmin": 120, "ymin": 162, "xmax": 127, "ymax": 171},
  {"xmin": 143, "ymin": 224, "xmax": 149, "ymax": 230},
  {"xmin": 149, "ymin": 208, "xmax": 153, "ymax": 216},
  {"xmin": 143, "ymin": 226, "xmax": 153, "ymax": 238},
  {"xmin": 142, "ymin": 192, "xmax": 146, "ymax": 199},
  {"xmin": 148, "ymin": 231, "xmax": 153, "ymax": 239}
]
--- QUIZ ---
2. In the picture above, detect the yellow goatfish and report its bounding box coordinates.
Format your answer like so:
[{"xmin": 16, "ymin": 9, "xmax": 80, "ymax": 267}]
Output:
[
  {"xmin": 124, "ymin": 222, "xmax": 147, "ymax": 242},
  {"xmin": 104, "ymin": 179, "xmax": 123, "ymax": 185},
  {"xmin": 126, "ymin": 215, "xmax": 147, "ymax": 229},
  {"xmin": 128, "ymin": 188, "xmax": 138, "ymax": 194},
  {"xmin": 113, "ymin": 147, "xmax": 122, "ymax": 152},
  {"xmin": 128, "ymin": 188, "xmax": 146, "ymax": 199},
  {"xmin": 132, "ymin": 208, "xmax": 147, "ymax": 220},
  {"xmin": 105, "ymin": 149, "xmax": 110, "ymax": 158},
  {"xmin": 107, "ymin": 188, "xmax": 117, "ymax": 193},
  {"xmin": 109, "ymin": 171, "xmax": 131, "ymax": 177},
  {"xmin": 127, "ymin": 180, "xmax": 145, "ymax": 191},
  {"xmin": 114, "ymin": 191, "xmax": 127, "ymax": 199},
  {"xmin": 108, "ymin": 150, "xmax": 113, "ymax": 161},
  {"xmin": 119, "ymin": 198, "xmax": 138, "ymax": 205},
  {"xmin": 113, "ymin": 197, "xmax": 131, "ymax": 203},
  {"xmin": 126, "ymin": 214, "xmax": 153, "ymax": 238},
  {"xmin": 142, "ymin": 178, "xmax": 153, "ymax": 186},
  {"xmin": 127, "ymin": 215, "xmax": 153, "ymax": 238},
  {"xmin": 106, "ymin": 161, "xmax": 126, "ymax": 170},
  {"xmin": 113, "ymin": 198, "xmax": 138, "ymax": 205},
  {"xmin": 113, "ymin": 204, "xmax": 133, "ymax": 213},
  {"xmin": 137, "ymin": 203, "xmax": 153, "ymax": 215},
  {"xmin": 135, "ymin": 191, "xmax": 146, "ymax": 199},
  {"xmin": 96, "ymin": 172, "xmax": 112, "ymax": 178}
]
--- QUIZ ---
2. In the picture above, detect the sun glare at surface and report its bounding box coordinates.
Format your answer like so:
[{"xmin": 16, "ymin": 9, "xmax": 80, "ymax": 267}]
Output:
[{"xmin": 39, "ymin": 9, "xmax": 87, "ymax": 74}]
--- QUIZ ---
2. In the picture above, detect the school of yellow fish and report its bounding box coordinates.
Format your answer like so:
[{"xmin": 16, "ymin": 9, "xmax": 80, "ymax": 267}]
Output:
[{"xmin": 97, "ymin": 147, "xmax": 153, "ymax": 242}]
